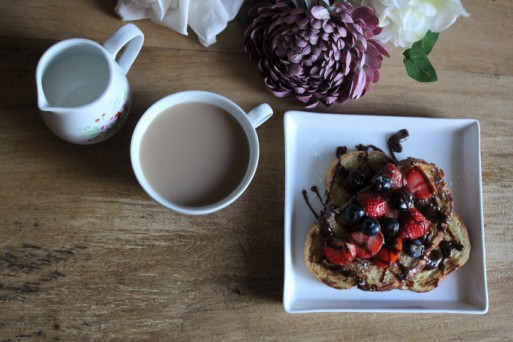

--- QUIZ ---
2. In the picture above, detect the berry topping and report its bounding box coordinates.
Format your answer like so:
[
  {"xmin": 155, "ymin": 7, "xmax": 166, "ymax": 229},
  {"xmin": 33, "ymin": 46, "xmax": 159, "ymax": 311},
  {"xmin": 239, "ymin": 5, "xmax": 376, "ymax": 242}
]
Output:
[
  {"xmin": 405, "ymin": 239, "xmax": 425, "ymax": 259},
  {"xmin": 391, "ymin": 191, "xmax": 413, "ymax": 211},
  {"xmin": 373, "ymin": 236, "xmax": 403, "ymax": 268},
  {"xmin": 323, "ymin": 237, "xmax": 356, "ymax": 266},
  {"xmin": 383, "ymin": 163, "xmax": 404, "ymax": 189},
  {"xmin": 347, "ymin": 170, "xmax": 367, "ymax": 192},
  {"xmin": 405, "ymin": 166, "xmax": 435, "ymax": 199},
  {"xmin": 380, "ymin": 217, "xmax": 400, "ymax": 237},
  {"xmin": 371, "ymin": 174, "xmax": 393, "ymax": 192},
  {"xmin": 399, "ymin": 208, "xmax": 430, "ymax": 240},
  {"xmin": 357, "ymin": 192, "xmax": 390, "ymax": 218},
  {"xmin": 361, "ymin": 217, "xmax": 381, "ymax": 236},
  {"xmin": 350, "ymin": 231, "xmax": 384, "ymax": 259},
  {"xmin": 343, "ymin": 204, "xmax": 365, "ymax": 225}
]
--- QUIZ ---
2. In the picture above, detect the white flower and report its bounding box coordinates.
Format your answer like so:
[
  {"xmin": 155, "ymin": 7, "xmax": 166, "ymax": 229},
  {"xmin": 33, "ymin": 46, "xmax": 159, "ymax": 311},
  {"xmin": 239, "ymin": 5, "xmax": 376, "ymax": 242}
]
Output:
[
  {"xmin": 353, "ymin": 0, "xmax": 469, "ymax": 47},
  {"xmin": 115, "ymin": 0, "xmax": 244, "ymax": 47}
]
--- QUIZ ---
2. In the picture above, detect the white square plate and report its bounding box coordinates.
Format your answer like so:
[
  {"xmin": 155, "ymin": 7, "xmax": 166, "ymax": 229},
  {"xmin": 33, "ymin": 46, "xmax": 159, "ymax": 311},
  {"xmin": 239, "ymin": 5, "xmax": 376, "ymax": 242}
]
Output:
[{"xmin": 283, "ymin": 111, "xmax": 488, "ymax": 314}]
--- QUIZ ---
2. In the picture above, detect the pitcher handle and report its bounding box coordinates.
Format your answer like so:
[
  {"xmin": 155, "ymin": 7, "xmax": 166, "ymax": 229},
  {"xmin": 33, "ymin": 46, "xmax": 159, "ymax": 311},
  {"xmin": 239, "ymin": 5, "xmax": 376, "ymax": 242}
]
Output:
[{"xmin": 103, "ymin": 23, "xmax": 144, "ymax": 74}]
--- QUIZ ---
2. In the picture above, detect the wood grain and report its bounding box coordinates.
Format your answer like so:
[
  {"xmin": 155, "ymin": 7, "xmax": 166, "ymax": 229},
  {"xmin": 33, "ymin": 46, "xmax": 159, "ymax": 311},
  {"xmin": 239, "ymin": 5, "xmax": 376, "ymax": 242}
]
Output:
[{"xmin": 0, "ymin": 0, "xmax": 512, "ymax": 340}]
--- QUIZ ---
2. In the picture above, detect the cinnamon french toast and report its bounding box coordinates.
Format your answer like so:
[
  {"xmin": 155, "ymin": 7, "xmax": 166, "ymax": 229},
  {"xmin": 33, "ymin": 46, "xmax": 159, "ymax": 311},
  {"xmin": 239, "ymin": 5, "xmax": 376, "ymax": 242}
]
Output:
[{"xmin": 304, "ymin": 130, "xmax": 470, "ymax": 292}]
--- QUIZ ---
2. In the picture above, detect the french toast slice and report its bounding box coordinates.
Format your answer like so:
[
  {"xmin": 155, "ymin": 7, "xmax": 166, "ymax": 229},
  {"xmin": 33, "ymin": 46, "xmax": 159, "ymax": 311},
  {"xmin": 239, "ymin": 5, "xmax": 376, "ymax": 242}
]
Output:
[
  {"xmin": 304, "ymin": 219, "xmax": 358, "ymax": 290},
  {"xmin": 401, "ymin": 212, "xmax": 471, "ymax": 292},
  {"xmin": 304, "ymin": 146, "xmax": 467, "ymax": 292},
  {"xmin": 304, "ymin": 211, "xmax": 402, "ymax": 291}
]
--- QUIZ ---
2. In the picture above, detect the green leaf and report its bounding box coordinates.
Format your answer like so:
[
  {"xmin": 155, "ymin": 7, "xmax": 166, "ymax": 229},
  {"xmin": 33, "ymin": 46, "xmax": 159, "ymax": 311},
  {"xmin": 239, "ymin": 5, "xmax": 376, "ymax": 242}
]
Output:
[
  {"xmin": 403, "ymin": 48, "xmax": 438, "ymax": 82},
  {"xmin": 402, "ymin": 31, "xmax": 440, "ymax": 82},
  {"xmin": 411, "ymin": 30, "xmax": 440, "ymax": 55}
]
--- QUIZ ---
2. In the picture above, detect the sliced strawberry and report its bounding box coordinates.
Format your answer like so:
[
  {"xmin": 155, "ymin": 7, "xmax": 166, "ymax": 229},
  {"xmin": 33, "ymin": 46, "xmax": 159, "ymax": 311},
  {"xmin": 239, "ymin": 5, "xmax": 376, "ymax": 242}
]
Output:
[
  {"xmin": 357, "ymin": 192, "xmax": 390, "ymax": 218},
  {"xmin": 323, "ymin": 237, "xmax": 356, "ymax": 266},
  {"xmin": 398, "ymin": 208, "xmax": 430, "ymax": 240},
  {"xmin": 350, "ymin": 231, "xmax": 384, "ymax": 259},
  {"xmin": 383, "ymin": 163, "xmax": 404, "ymax": 189},
  {"xmin": 373, "ymin": 237, "xmax": 403, "ymax": 268},
  {"xmin": 405, "ymin": 166, "xmax": 435, "ymax": 199},
  {"xmin": 383, "ymin": 206, "xmax": 400, "ymax": 219}
]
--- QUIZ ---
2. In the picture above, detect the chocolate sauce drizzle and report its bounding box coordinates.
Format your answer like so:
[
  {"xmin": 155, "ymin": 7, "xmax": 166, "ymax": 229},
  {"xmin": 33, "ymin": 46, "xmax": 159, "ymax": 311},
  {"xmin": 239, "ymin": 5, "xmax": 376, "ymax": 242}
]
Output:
[
  {"xmin": 388, "ymin": 129, "xmax": 409, "ymax": 162},
  {"xmin": 355, "ymin": 144, "xmax": 384, "ymax": 153},
  {"xmin": 302, "ymin": 190, "xmax": 320, "ymax": 219},
  {"xmin": 421, "ymin": 240, "xmax": 464, "ymax": 271},
  {"xmin": 336, "ymin": 146, "xmax": 347, "ymax": 157}
]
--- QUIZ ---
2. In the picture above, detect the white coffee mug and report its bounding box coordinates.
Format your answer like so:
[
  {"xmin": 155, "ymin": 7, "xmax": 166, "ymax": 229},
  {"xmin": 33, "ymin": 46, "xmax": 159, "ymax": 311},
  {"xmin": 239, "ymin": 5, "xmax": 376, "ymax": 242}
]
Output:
[
  {"xmin": 130, "ymin": 91, "xmax": 273, "ymax": 215},
  {"xmin": 36, "ymin": 24, "xmax": 144, "ymax": 144}
]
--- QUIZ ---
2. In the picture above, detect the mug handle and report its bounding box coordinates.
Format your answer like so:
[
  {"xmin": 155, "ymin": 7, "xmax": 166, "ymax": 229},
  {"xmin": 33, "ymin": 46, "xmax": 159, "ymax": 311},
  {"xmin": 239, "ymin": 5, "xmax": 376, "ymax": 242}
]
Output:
[
  {"xmin": 247, "ymin": 103, "xmax": 273, "ymax": 128},
  {"xmin": 103, "ymin": 23, "xmax": 144, "ymax": 74}
]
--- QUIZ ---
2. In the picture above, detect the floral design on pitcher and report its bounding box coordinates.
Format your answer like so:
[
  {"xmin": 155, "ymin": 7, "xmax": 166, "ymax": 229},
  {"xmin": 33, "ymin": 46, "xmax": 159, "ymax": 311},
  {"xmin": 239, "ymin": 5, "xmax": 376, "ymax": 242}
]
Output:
[{"xmin": 79, "ymin": 95, "xmax": 130, "ymax": 142}]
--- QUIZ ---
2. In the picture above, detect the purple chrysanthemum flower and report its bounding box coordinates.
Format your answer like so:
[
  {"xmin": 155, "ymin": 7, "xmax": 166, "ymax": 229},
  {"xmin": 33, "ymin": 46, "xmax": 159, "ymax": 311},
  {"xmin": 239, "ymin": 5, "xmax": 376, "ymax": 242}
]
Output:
[{"xmin": 245, "ymin": 0, "xmax": 390, "ymax": 108}]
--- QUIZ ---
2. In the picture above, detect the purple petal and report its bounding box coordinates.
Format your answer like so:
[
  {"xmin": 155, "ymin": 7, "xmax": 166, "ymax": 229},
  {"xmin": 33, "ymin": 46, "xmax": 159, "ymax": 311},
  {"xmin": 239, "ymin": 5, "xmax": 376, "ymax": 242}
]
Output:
[
  {"xmin": 297, "ymin": 95, "xmax": 312, "ymax": 103},
  {"xmin": 373, "ymin": 69, "xmax": 380, "ymax": 83},
  {"xmin": 323, "ymin": 22, "xmax": 335, "ymax": 33},
  {"xmin": 311, "ymin": 19, "xmax": 322, "ymax": 30},
  {"xmin": 288, "ymin": 63, "xmax": 302, "ymax": 76},
  {"xmin": 368, "ymin": 40, "xmax": 390, "ymax": 58},
  {"xmin": 311, "ymin": 5, "xmax": 330, "ymax": 20},
  {"xmin": 365, "ymin": 41, "xmax": 379, "ymax": 57},
  {"xmin": 337, "ymin": 26, "xmax": 347, "ymax": 37},
  {"xmin": 294, "ymin": 86, "xmax": 306, "ymax": 95},
  {"xmin": 352, "ymin": 6, "xmax": 374, "ymax": 21},
  {"xmin": 333, "ymin": 71, "xmax": 344, "ymax": 83},
  {"xmin": 290, "ymin": 54, "xmax": 303, "ymax": 64},
  {"xmin": 270, "ymin": 89, "xmax": 291, "ymax": 97},
  {"xmin": 333, "ymin": 49, "xmax": 341, "ymax": 61},
  {"xmin": 305, "ymin": 99, "xmax": 320, "ymax": 109},
  {"xmin": 323, "ymin": 96, "xmax": 337, "ymax": 105},
  {"xmin": 340, "ymin": 12, "xmax": 353, "ymax": 23},
  {"xmin": 365, "ymin": 53, "xmax": 382, "ymax": 69},
  {"xmin": 364, "ymin": 66, "xmax": 374, "ymax": 84},
  {"xmin": 353, "ymin": 70, "xmax": 366, "ymax": 98}
]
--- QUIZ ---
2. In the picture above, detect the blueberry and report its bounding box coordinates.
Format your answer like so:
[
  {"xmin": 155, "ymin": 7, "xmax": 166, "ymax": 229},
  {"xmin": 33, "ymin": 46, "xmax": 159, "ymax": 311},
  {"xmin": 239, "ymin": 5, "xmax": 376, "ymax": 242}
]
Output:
[
  {"xmin": 391, "ymin": 191, "xmax": 413, "ymax": 211},
  {"xmin": 344, "ymin": 204, "xmax": 365, "ymax": 224},
  {"xmin": 347, "ymin": 171, "xmax": 366, "ymax": 192},
  {"xmin": 372, "ymin": 174, "xmax": 392, "ymax": 192},
  {"xmin": 381, "ymin": 218, "xmax": 400, "ymax": 237},
  {"xmin": 406, "ymin": 239, "xmax": 425, "ymax": 259},
  {"xmin": 361, "ymin": 217, "xmax": 381, "ymax": 236}
]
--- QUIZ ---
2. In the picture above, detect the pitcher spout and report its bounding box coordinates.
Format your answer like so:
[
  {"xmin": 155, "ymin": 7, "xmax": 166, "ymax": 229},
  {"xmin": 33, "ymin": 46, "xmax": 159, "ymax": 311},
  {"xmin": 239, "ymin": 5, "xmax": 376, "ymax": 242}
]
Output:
[{"xmin": 36, "ymin": 84, "xmax": 65, "ymax": 114}]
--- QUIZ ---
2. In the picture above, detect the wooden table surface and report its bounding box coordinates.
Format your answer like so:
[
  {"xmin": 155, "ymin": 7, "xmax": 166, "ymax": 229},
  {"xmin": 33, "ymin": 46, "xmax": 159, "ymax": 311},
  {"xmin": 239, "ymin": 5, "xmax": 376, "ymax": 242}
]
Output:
[{"xmin": 1, "ymin": 1, "xmax": 512, "ymax": 340}]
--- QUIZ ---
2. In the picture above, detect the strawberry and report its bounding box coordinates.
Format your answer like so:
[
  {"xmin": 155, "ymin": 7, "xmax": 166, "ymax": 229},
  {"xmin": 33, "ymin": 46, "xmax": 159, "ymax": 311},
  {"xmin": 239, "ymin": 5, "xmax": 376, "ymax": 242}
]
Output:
[
  {"xmin": 350, "ymin": 231, "xmax": 384, "ymax": 259},
  {"xmin": 405, "ymin": 166, "xmax": 435, "ymax": 199},
  {"xmin": 398, "ymin": 208, "xmax": 430, "ymax": 240},
  {"xmin": 383, "ymin": 206, "xmax": 400, "ymax": 219},
  {"xmin": 323, "ymin": 237, "xmax": 356, "ymax": 266},
  {"xmin": 373, "ymin": 237, "xmax": 403, "ymax": 268},
  {"xmin": 357, "ymin": 192, "xmax": 390, "ymax": 218},
  {"xmin": 383, "ymin": 163, "xmax": 404, "ymax": 189}
]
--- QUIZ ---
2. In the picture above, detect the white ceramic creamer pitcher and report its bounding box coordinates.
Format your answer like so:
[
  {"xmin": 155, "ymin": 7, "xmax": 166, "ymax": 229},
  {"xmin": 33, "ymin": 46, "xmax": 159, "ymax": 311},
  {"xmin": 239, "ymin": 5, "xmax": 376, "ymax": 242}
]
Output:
[{"xmin": 36, "ymin": 24, "xmax": 144, "ymax": 144}]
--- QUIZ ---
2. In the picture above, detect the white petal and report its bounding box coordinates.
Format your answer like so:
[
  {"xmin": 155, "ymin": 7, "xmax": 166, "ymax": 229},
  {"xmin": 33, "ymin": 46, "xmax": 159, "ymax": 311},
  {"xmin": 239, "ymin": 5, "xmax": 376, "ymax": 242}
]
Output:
[{"xmin": 187, "ymin": 0, "xmax": 244, "ymax": 47}]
